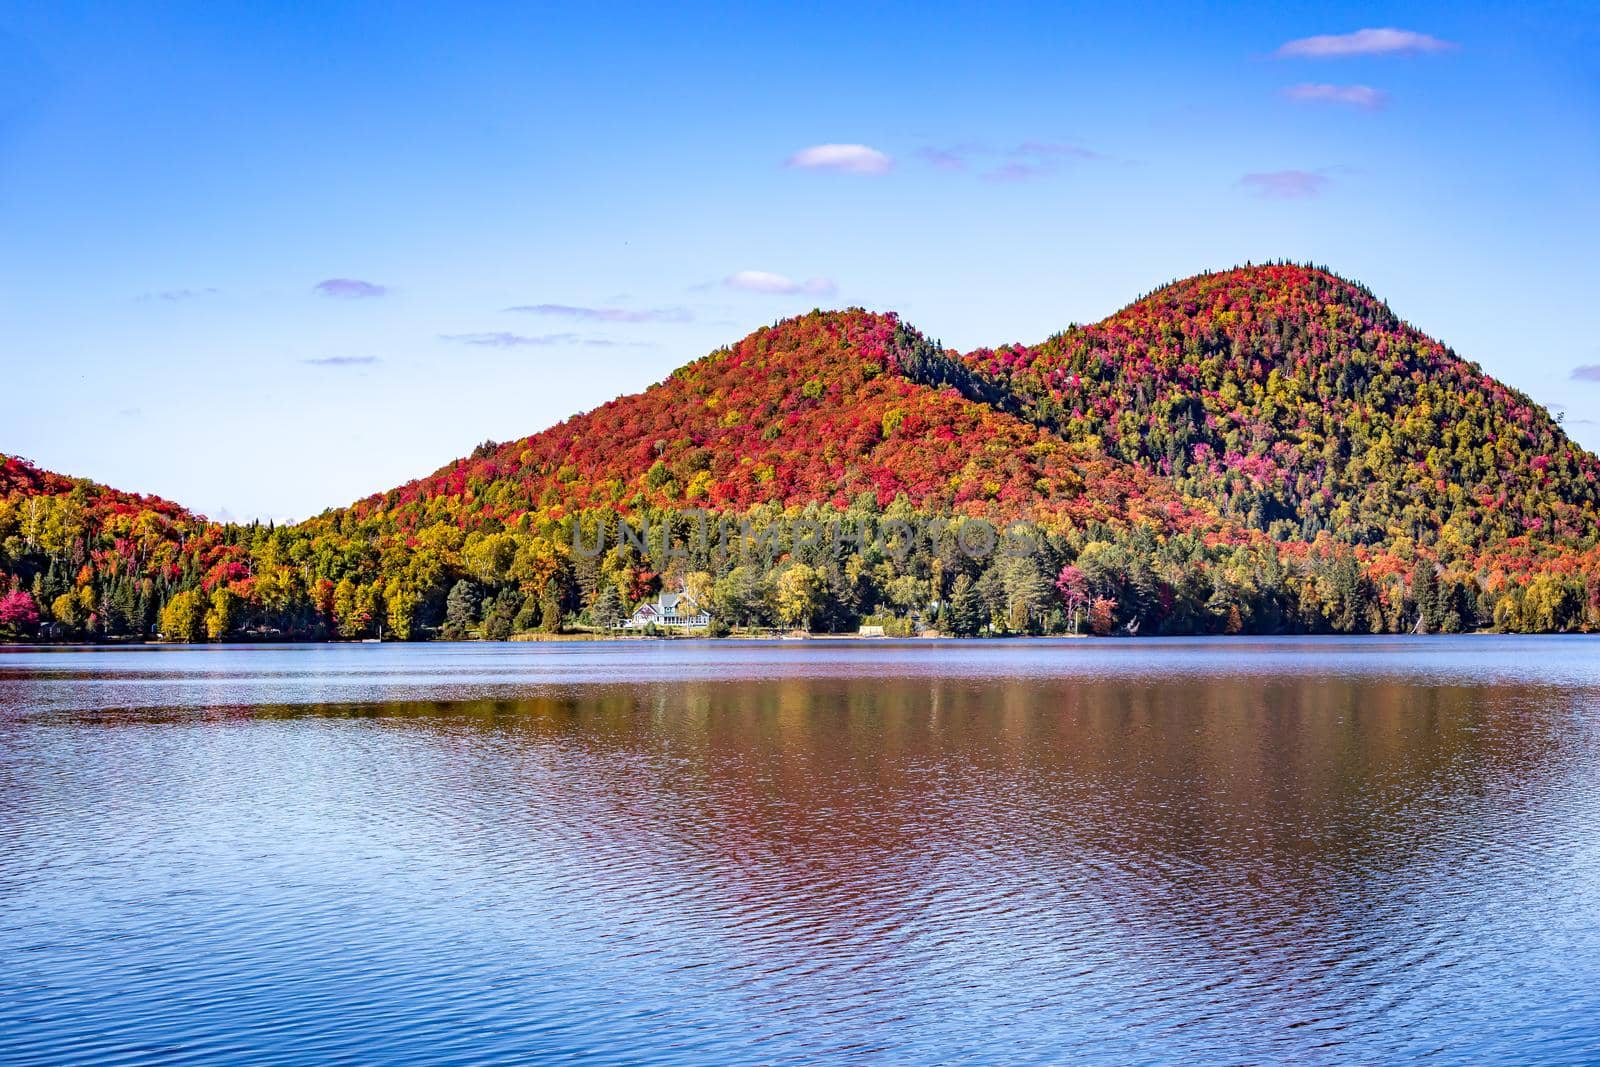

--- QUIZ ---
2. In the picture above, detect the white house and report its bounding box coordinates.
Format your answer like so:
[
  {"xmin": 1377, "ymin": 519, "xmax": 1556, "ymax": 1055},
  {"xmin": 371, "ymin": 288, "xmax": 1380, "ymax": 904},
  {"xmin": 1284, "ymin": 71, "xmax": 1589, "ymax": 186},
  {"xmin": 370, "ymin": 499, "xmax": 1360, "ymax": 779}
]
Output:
[{"xmin": 623, "ymin": 591, "xmax": 711, "ymax": 630}]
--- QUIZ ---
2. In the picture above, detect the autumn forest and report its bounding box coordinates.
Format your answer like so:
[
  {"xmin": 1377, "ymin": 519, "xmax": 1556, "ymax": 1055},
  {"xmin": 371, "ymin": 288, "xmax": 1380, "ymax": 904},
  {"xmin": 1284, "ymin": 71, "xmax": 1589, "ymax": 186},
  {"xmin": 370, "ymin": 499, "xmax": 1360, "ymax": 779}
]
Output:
[{"xmin": 4, "ymin": 264, "xmax": 1598, "ymax": 642}]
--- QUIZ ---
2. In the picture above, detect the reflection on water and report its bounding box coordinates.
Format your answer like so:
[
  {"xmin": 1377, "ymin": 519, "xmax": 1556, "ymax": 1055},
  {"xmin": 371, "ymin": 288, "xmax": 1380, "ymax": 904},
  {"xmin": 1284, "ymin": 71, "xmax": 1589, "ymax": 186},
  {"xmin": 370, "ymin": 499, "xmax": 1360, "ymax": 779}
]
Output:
[{"xmin": 1, "ymin": 639, "xmax": 1598, "ymax": 1063}]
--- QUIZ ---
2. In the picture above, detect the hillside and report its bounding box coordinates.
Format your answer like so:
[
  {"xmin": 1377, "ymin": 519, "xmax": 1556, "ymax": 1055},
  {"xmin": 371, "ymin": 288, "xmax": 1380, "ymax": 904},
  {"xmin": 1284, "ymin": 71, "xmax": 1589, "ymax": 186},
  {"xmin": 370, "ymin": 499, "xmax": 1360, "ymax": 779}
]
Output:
[
  {"xmin": 350, "ymin": 309, "xmax": 1225, "ymax": 534},
  {"xmin": 0, "ymin": 454, "xmax": 227, "ymax": 636},
  {"xmin": 959, "ymin": 264, "xmax": 1600, "ymax": 550},
  {"xmin": 0, "ymin": 453, "xmax": 203, "ymax": 569},
  {"xmin": 3, "ymin": 265, "xmax": 1598, "ymax": 641}
]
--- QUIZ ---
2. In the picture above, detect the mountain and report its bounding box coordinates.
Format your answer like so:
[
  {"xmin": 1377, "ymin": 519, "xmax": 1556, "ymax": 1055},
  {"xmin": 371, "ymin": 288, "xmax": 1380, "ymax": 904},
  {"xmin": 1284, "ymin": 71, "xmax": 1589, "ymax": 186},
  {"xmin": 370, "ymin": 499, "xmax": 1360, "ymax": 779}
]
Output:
[
  {"xmin": 350, "ymin": 308, "xmax": 1227, "ymax": 534},
  {"xmin": 957, "ymin": 264, "xmax": 1600, "ymax": 548},
  {"xmin": 3, "ymin": 265, "xmax": 1598, "ymax": 641}
]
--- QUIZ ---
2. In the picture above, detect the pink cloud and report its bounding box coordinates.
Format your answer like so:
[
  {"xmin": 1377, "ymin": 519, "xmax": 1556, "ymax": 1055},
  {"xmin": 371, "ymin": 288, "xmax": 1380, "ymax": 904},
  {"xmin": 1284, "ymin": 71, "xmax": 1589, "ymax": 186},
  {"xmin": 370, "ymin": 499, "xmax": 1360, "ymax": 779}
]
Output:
[
  {"xmin": 504, "ymin": 303, "xmax": 691, "ymax": 323},
  {"xmin": 1239, "ymin": 170, "xmax": 1331, "ymax": 199},
  {"xmin": 918, "ymin": 141, "xmax": 1104, "ymax": 181},
  {"xmin": 1283, "ymin": 83, "xmax": 1390, "ymax": 109},
  {"xmin": 916, "ymin": 146, "xmax": 970, "ymax": 172},
  {"xmin": 440, "ymin": 332, "xmax": 643, "ymax": 349},
  {"xmin": 314, "ymin": 278, "xmax": 387, "ymax": 298},
  {"xmin": 138, "ymin": 287, "xmax": 220, "ymax": 302},
  {"xmin": 1276, "ymin": 28, "xmax": 1456, "ymax": 58},
  {"xmin": 440, "ymin": 332, "xmax": 574, "ymax": 347},
  {"xmin": 784, "ymin": 143, "xmax": 893, "ymax": 175},
  {"xmin": 983, "ymin": 142, "xmax": 1102, "ymax": 181},
  {"xmin": 984, "ymin": 162, "xmax": 1049, "ymax": 183},
  {"xmin": 1014, "ymin": 141, "xmax": 1101, "ymax": 161}
]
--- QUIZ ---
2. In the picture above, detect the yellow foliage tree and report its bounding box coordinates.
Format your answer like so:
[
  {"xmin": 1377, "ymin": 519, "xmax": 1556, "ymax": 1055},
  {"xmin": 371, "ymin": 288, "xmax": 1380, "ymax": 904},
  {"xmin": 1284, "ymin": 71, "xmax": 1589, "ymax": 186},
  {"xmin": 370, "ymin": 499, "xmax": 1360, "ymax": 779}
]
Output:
[{"xmin": 160, "ymin": 590, "xmax": 207, "ymax": 643}]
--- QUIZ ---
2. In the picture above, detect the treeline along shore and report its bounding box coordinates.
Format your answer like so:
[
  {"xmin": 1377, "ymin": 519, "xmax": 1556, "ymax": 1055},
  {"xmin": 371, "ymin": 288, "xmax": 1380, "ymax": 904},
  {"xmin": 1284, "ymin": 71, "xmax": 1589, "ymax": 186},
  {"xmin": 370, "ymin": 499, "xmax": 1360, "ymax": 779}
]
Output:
[{"xmin": 5, "ymin": 264, "xmax": 1600, "ymax": 642}]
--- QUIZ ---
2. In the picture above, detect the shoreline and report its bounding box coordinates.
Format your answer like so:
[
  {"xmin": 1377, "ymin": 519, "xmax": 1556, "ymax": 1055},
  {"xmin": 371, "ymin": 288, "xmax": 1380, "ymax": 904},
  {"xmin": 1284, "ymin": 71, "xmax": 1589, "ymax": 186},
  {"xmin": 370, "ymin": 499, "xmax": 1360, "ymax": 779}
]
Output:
[{"xmin": 0, "ymin": 629, "xmax": 1561, "ymax": 650}]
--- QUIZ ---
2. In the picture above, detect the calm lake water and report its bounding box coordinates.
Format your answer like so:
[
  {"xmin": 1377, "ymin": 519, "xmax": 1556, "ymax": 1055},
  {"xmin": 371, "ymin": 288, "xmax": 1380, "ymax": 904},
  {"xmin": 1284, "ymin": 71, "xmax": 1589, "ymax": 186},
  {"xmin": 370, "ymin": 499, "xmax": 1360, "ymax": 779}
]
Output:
[{"xmin": 2, "ymin": 637, "xmax": 1598, "ymax": 1064}]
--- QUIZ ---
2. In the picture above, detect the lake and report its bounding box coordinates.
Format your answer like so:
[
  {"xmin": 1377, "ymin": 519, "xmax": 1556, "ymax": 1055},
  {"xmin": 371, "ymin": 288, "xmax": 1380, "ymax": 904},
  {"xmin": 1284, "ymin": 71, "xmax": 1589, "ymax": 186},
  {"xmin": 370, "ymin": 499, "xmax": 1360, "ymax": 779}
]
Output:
[{"xmin": 2, "ymin": 637, "xmax": 1598, "ymax": 1064}]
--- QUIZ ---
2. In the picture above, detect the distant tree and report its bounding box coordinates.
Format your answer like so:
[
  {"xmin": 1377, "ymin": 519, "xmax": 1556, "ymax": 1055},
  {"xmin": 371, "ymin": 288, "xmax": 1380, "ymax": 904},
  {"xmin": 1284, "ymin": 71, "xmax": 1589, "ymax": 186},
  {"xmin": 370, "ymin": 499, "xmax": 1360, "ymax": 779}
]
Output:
[
  {"xmin": 591, "ymin": 585, "xmax": 624, "ymax": 630},
  {"xmin": 511, "ymin": 595, "xmax": 541, "ymax": 633},
  {"xmin": 0, "ymin": 590, "xmax": 40, "ymax": 636},
  {"xmin": 1411, "ymin": 563, "xmax": 1442, "ymax": 633},
  {"xmin": 1522, "ymin": 574, "xmax": 1580, "ymax": 633},
  {"xmin": 538, "ymin": 593, "xmax": 562, "ymax": 633},
  {"xmin": 1089, "ymin": 597, "xmax": 1118, "ymax": 636},
  {"xmin": 443, "ymin": 580, "xmax": 480, "ymax": 639},
  {"xmin": 51, "ymin": 592, "xmax": 84, "ymax": 635},
  {"xmin": 383, "ymin": 578, "xmax": 418, "ymax": 640},
  {"xmin": 974, "ymin": 565, "xmax": 1006, "ymax": 631},
  {"xmin": 205, "ymin": 588, "xmax": 240, "ymax": 640},
  {"xmin": 482, "ymin": 589, "xmax": 520, "ymax": 641},
  {"xmin": 159, "ymin": 590, "xmax": 206, "ymax": 643},
  {"xmin": 1003, "ymin": 557, "xmax": 1052, "ymax": 633},
  {"xmin": 776, "ymin": 564, "xmax": 823, "ymax": 630},
  {"xmin": 1055, "ymin": 564, "xmax": 1089, "ymax": 634},
  {"xmin": 683, "ymin": 571, "xmax": 716, "ymax": 610},
  {"xmin": 332, "ymin": 578, "xmax": 366, "ymax": 639},
  {"xmin": 713, "ymin": 565, "xmax": 768, "ymax": 627},
  {"xmin": 949, "ymin": 576, "xmax": 986, "ymax": 637},
  {"xmin": 885, "ymin": 574, "xmax": 926, "ymax": 619}
]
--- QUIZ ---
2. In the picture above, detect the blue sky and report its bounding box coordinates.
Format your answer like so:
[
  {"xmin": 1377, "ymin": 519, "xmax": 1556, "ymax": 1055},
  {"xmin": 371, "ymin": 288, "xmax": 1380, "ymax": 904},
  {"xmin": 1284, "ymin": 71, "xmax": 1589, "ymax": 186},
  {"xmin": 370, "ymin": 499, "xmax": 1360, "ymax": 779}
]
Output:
[{"xmin": 2, "ymin": 1, "xmax": 1597, "ymax": 521}]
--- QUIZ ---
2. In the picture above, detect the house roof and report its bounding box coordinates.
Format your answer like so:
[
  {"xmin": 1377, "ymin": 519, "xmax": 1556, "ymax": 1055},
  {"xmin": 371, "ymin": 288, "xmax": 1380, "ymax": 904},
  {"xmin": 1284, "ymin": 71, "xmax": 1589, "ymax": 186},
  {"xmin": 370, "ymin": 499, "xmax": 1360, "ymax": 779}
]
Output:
[{"xmin": 632, "ymin": 591, "xmax": 702, "ymax": 614}]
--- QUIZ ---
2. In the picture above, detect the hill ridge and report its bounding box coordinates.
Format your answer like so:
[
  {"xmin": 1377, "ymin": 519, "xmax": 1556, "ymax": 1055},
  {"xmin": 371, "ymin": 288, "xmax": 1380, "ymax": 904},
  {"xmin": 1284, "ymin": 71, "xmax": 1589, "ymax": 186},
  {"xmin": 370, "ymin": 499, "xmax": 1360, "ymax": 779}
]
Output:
[{"xmin": 4, "ymin": 264, "xmax": 1598, "ymax": 640}]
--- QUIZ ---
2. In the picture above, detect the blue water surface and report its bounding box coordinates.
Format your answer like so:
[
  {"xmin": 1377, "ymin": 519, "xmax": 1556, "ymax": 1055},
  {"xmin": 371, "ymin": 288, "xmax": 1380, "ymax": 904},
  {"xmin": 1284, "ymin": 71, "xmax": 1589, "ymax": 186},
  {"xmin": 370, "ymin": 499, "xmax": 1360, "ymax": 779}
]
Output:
[{"xmin": 2, "ymin": 637, "xmax": 1598, "ymax": 1064}]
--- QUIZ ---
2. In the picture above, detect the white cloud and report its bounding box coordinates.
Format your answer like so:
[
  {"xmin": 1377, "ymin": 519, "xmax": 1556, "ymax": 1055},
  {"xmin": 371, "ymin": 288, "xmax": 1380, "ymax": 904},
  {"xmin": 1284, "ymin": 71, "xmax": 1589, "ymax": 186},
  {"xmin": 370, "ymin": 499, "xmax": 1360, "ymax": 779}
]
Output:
[
  {"xmin": 783, "ymin": 143, "xmax": 892, "ymax": 175},
  {"xmin": 1283, "ymin": 83, "xmax": 1390, "ymax": 109},
  {"xmin": 1276, "ymin": 28, "xmax": 1456, "ymax": 58},
  {"xmin": 723, "ymin": 270, "xmax": 837, "ymax": 296}
]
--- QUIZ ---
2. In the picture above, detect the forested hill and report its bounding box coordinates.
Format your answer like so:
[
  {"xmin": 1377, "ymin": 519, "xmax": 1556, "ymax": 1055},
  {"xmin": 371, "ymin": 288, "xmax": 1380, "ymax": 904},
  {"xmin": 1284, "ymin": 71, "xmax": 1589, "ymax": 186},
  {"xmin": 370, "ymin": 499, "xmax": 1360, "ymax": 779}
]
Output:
[
  {"xmin": 0, "ymin": 454, "xmax": 216, "ymax": 636},
  {"xmin": 3, "ymin": 264, "xmax": 1599, "ymax": 642},
  {"xmin": 956, "ymin": 264, "xmax": 1600, "ymax": 549},
  {"xmin": 342, "ymin": 308, "xmax": 1224, "ymax": 535}
]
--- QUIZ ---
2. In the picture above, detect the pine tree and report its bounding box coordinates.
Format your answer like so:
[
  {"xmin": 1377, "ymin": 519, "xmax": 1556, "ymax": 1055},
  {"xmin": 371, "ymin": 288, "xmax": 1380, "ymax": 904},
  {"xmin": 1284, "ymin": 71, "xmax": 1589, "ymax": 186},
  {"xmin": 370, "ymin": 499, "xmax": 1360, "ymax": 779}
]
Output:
[{"xmin": 950, "ymin": 576, "xmax": 986, "ymax": 637}]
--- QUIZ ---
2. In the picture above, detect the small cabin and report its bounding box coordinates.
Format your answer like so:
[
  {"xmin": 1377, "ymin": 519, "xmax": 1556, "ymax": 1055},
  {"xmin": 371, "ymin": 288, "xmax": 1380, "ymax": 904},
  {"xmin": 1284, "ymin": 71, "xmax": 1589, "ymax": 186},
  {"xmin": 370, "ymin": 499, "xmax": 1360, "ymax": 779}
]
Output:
[{"xmin": 623, "ymin": 591, "xmax": 711, "ymax": 630}]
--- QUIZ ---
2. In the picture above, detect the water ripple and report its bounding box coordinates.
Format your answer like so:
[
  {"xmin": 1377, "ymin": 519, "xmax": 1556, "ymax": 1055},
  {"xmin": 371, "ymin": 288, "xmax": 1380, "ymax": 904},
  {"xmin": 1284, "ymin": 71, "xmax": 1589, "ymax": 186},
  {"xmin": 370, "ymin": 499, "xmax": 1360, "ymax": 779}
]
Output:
[{"xmin": 1, "ymin": 640, "xmax": 1598, "ymax": 1063}]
